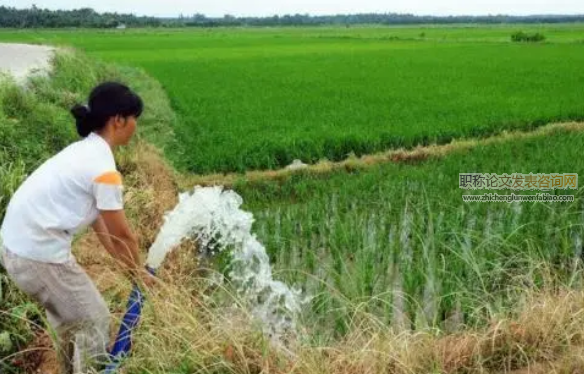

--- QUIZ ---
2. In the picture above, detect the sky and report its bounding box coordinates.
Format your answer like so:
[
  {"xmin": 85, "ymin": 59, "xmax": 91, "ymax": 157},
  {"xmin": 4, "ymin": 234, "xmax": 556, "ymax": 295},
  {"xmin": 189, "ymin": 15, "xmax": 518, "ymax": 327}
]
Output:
[{"xmin": 3, "ymin": 0, "xmax": 584, "ymax": 18}]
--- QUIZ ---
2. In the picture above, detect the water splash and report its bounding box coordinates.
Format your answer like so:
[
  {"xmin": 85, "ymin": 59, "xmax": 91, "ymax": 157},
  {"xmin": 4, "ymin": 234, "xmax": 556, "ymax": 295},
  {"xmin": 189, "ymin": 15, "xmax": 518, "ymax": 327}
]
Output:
[{"xmin": 147, "ymin": 186, "xmax": 304, "ymax": 344}]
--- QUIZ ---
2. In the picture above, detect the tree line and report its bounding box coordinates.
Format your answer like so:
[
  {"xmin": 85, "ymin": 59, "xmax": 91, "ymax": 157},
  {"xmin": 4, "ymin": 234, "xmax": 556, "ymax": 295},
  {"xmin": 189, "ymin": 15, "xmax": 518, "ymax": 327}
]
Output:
[
  {"xmin": 1, "ymin": 6, "xmax": 583, "ymax": 28},
  {"xmin": 0, "ymin": 6, "xmax": 161, "ymax": 28},
  {"xmin": 177, "ymin": 13, "xmax": 584, "ymax": 27}
]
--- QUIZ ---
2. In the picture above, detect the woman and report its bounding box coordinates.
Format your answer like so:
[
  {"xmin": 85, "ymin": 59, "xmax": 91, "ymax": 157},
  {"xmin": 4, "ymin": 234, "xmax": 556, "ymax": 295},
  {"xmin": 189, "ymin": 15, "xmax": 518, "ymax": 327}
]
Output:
[{"xmin": 0, "ymin": 82, "xmax": 155, "ymax": 373}]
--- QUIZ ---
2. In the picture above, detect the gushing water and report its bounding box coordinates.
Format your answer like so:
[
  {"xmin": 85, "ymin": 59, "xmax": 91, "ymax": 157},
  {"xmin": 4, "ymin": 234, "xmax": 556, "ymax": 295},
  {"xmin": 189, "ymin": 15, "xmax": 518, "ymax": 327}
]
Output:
[{"xmin": 146, "ymin": 186, "xmax": 304, "ymax": 344}]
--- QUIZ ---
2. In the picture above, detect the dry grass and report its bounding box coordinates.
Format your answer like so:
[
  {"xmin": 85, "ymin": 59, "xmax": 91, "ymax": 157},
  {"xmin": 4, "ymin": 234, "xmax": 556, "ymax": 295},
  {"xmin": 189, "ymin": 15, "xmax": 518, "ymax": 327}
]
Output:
[
  {"xmin": 29, "ymin": 269, "xmax": 584, "ymax": 373},
  {"xmin": 113, "ymin": 283, "xmax": 584, "ymax": 374},
  {"xmin": 180, "ymin": 122, "xmax": 584, "ymax": 189}
]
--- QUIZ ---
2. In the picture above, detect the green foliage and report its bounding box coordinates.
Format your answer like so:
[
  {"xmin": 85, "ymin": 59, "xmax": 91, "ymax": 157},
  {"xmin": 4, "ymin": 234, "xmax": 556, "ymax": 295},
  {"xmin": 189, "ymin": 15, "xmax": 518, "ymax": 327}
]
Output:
[
  {"xmin": 511, "ymin": 31, "xmax": 546, "ymax": 42},
  {"xmin": 0, "ymin": 159, "xmax": 26, "ymax": 221},
  {"xmin": 0, "ymin": 5, "xmax": 161, "ymax": 28},
  {"xmin": 235, "ymin": 130, "xmax": 584, "ymax": 334},
  {"xmin": 0, "ymin": 269, "xmax": 40, "ymax": 370},
  {"xmin": 0, "ymin": 156, "xmax": 30, "ymax": 363},
  {"xmin": 0, "ymin": 81, "xmax": 75, "ymax": 171}
]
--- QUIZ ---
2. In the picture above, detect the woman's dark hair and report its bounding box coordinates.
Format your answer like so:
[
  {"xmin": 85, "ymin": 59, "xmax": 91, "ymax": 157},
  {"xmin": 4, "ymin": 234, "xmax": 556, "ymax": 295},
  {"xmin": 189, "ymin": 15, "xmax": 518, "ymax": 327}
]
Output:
[{"xmin": 71, "ymin": 82, "xmax": 143, "ymax": 138}]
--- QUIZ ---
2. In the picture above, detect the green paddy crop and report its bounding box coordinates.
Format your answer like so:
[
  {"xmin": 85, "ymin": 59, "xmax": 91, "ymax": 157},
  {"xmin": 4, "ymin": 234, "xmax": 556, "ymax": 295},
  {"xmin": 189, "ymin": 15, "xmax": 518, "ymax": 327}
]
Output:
[
  {"xmin": 233, "ymin": 128, "xmax": 584, "ymax": 334},
  {"xmin": 1, "ymin": 25, "xmax": 584, "ymax": 173}
]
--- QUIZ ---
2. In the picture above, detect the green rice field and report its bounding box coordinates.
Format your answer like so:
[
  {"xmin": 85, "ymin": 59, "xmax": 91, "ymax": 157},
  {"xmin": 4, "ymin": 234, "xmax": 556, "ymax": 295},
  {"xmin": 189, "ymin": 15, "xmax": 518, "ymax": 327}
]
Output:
[
  {"xmin": 1, "ymin": 25, "xmax": 584, "ymax": 173},
  {"xmin": 235, "ymin": 128, "xmax": 584, "ymax": 332}
]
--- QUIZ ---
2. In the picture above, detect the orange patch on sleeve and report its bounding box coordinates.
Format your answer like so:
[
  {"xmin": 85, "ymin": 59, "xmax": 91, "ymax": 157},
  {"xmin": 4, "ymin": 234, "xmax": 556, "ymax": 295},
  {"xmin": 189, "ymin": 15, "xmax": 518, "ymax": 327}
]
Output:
[{"xmin": 94, "ymin": 171, "xmax": 122, "ymax": 185}]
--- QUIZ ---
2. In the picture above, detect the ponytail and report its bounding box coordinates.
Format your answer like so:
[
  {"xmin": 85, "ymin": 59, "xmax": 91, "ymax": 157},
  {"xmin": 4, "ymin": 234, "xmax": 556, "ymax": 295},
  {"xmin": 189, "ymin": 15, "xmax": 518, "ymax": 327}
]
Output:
[{"xmin": 70, "ymin": 104, "xmax": 94, "ymax": 138}]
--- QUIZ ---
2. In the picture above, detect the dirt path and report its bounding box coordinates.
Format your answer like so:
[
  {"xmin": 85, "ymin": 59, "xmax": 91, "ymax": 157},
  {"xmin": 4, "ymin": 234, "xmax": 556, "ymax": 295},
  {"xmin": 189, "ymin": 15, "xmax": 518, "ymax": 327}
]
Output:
[{"xmin": 0, "ymin": 43, "xmax": 54, "ymax": 81}]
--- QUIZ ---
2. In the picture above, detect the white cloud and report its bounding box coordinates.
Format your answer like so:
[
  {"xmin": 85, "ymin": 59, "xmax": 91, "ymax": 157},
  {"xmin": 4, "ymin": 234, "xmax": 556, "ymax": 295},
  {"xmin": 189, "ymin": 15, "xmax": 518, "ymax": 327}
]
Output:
[{"xmin": 2, "ymin": 0, "xmax": 583, "ymax": 17}]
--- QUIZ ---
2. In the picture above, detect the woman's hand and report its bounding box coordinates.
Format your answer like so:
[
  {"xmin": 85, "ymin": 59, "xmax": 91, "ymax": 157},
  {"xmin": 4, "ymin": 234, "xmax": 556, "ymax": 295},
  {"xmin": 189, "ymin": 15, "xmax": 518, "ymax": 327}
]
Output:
[{"xmin": 138, "ymin": 270, "xmax": 158, "ymax": 290}]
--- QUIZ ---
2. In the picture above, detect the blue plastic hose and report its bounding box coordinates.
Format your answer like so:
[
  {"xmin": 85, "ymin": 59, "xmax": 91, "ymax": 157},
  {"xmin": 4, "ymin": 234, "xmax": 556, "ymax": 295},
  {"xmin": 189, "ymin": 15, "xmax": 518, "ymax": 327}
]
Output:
[{"xmin": 103, "ymin": 266, "xmax": 156, "ymax": 373}]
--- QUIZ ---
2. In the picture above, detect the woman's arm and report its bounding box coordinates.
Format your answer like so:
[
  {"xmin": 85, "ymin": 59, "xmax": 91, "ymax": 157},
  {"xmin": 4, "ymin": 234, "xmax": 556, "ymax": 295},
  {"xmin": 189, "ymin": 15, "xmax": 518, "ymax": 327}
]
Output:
[
  {"xmin": 92, "ymin": 215, "xmax": 115, "ymax": 253},
  {"xmin": 93, "ymin": 210, "xmax": 157, "ymax": 288},
  {"xmin": 90, "ymin": 169, "xmax": 156, "ymax": 287},
  {"xmin": 96, "ymin": 209, "xmax": 141, "ymax": 277}
]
